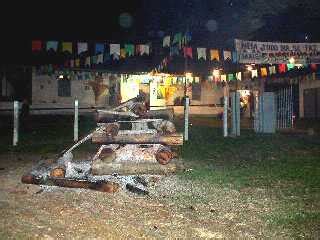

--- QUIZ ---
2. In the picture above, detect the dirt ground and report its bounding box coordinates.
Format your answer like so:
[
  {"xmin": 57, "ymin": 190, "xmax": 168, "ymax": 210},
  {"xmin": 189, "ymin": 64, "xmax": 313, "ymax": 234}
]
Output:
[{"xmin": 0, "ymin": 153, "xmax": 303, "ymax": 239}]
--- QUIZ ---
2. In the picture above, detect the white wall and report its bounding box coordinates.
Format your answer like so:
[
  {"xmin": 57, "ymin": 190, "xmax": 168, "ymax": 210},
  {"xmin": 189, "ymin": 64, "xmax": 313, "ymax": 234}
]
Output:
[{"xmin": 32, "ymin": 71, "xmax": 121, "ymax": 109}]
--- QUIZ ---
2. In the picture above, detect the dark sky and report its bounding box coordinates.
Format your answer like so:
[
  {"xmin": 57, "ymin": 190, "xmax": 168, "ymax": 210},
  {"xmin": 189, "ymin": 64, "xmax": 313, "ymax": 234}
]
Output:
[
  {"xmin": 1, "ymin": 0, "xmax": 320, "ymax": 65},
  {"xmin": 1, "ymin": 1, "xmax": 144, "ymax": 64}
]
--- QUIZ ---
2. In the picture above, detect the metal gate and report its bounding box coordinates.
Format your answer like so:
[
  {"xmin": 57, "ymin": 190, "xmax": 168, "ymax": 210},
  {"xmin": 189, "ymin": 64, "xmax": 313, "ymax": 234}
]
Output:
[{"xmin": 276, "ymin": 86, "xmax": 294, "ymax": 129}]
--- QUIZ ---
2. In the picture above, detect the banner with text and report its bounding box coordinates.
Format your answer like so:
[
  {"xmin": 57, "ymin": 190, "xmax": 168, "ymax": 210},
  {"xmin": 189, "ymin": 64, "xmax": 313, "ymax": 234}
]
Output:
[{"xmin": 235, "ymin": 39, "xmax": 320, "ymax": 64}]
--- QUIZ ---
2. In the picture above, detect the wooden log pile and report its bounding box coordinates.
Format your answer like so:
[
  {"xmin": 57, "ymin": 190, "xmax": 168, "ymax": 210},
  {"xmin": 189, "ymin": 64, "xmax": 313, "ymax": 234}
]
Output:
[{"xmin": 21, "ymin": 95, "xmax": 184, "ymax": 193}]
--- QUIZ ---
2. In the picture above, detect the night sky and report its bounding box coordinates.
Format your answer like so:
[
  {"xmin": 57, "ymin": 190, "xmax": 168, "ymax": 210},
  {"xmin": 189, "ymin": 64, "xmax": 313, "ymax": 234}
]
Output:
[{"xmin": 1, "ymin": 0, "xmax": 320, "ymax": 65}]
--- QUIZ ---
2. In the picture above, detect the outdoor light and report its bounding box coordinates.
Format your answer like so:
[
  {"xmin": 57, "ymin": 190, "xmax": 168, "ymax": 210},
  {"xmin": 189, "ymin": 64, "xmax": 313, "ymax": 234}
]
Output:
[
  {"xmin": 246, "ymin": 65, "xmax": 253, "ymax": 71},
  {"xmin": 289, "ymin": 57, "xmax": 295, "ymax": 64},
  {"xmin": 213, "ymin": 69, "xmax": 220, "ymax": 78},
  {"xmin": 185, "ymin": 72, "xmax": 192, "ymax": 78},
  {"xmin": 58, "ymin": 75, "xmax": 64, "ymax": 79}
]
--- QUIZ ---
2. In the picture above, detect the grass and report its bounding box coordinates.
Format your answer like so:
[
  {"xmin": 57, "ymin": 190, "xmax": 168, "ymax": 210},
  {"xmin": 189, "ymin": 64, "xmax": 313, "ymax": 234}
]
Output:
[
  {"xmin": 1, "ymin": 115, "xmax": 319, "ymax": 237},
  {"xmin": 175, "ymin": 123, "xmax": 320, "ymax": 237}
]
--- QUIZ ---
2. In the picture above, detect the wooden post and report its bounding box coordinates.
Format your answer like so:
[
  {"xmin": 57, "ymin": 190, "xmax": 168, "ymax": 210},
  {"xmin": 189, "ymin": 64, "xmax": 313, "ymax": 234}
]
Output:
[
  {"xmin": 74, "ymin": 99, "xmax": 79, "ymax": 142},
  {"xmin": 184, "ymin": 96, "xmax": 189, "ymax": 141},
  {"xmin": 13, "ymin": 101, "xmax": 19, "ymax": 146},
  {"xmin": 223, "ymin": 96, "xmax": 228, "ymax": 137}
]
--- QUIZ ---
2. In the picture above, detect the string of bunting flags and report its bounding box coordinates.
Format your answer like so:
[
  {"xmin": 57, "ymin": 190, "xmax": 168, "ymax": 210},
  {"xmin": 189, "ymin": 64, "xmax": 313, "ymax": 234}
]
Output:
[{"xmin": 32, "ymin": 36, "xmax": 320, "ymax": 84}]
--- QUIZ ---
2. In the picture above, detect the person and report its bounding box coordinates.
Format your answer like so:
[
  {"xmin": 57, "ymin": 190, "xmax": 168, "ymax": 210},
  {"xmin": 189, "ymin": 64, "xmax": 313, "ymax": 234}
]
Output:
[{"xmin": 20, "ymin": 98, "xmax": 30, "ymax": 132}]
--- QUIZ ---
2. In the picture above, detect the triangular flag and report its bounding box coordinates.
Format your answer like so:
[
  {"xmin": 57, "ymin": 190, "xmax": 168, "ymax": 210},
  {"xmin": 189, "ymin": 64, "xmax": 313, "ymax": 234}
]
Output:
[
  {"xmin": 287, "ymin": 64, "xmax": 295, "ymax": 71},
  {"xmin": 62, "ymin": 42, "xmax": 72, "ymax": 53},
  {"xmin": 32, "ymin": 40, "xmax": 42, "ymax": 51},
  {"xmin": 95, "ymin": 43, "xmax": 105, "ymax": 54},
  {"xmin": 97, "ymin": 54, "xmax": 103, "ymax": 64},
  {"xmin": 135, "ymin": 45, "xmax": 142, "ymax": 55},
  {"xmin": 183, "ymin": 47, "xmax": 193, "ymax": 58},
  {"xmin": 261, "ymin": 67, "xmax": 268, "ymax": 77},
  {"xmin": 170, "ymin": 46, "xmax": 179, "ymax": 56},
  {"xmin": 251, "ymin": 69, "xmax": 258, "ymax": 78},
  {"xmin": 172, "ymin": 33, "xmax": 182, "ymax": 48},
  {"xmin": 92, "ymin": 55, "xmax": 97, "ymax": 64},
  {"xmin": 269, "ymin": 66, "xmax": 276, "ymax": 75},
  {"xmin": 120, "ymin": 48, "xmax": 126, "ymax": 58},
  {"xmin": 182, "ymin": 31, "xmax": 192, "ymax": 45},
  {"xmin": 228, "ymin": 73, "xmax": 235, "ymax": 81},
  {"xmin": 75, "ymin": 59, "xmax": 80, "ymax": 67},
  {"xmin": 141, "ymin": 45, "xmax": 150, "ymax": 55},
  {"xmin": 197, "ymin": 48, "xmax": 206, "ymax": 60},
  {"xmin": 46, "ymin": 41, "xmax": 58, "ymax": 51},
  {"xmin": 278, "ymin": 64, "xmax": 287, "ymax": 73},
  {"xmin": 236, "ymin": 72, "xmax": 242, "ymax": 81},
  {"xmin": 210, "ymin": 49, "xmax": 219, "ymax": 61},
  {"xmin": 85, "ymin": 56, "xmax": 91, "ymax": 67},
  {"xmin": 232, "ymin": 51, "xmax": 238, "ymax": 63},
  {"xmin": 125, "ymin": 44, "xmax": 134, "ymax": 56},
  {"xmin": 77, "ymin": 42, "xmax": 88, "ymax": 54},
  {"xmin": 110, "ymin": 44, "xmax": 120, "ymax": 60},
  {"xmin": 223, "ymin": 50, "xmax": 232, "ymax": 61},
  {"xmin": 163, "ymin": 36, "xmax": 170, "ymax": 47}
]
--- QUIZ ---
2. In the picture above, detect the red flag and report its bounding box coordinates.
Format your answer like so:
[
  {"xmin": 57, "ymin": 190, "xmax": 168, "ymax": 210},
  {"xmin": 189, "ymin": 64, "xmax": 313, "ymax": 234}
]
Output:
[
  {"xmin": 183, "ymin": 47, "xmax": 192, "ymax": 58},
  {"xmin": 278, "ymin": 64, "xmax": 287, "ymax": 73},
  {"xmin": 32, "ymin": 40, "xmax": 42, "ymax": 51},
  {"xmin": 311, "ymin": 64, "xmax": 317, "ymax": 71}
]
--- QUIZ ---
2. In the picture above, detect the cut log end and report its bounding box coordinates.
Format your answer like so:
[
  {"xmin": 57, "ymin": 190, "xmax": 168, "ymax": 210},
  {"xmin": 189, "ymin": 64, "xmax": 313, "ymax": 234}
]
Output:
[
  {"xmin": 50, "ymin": 167, "xmax": 66, "ymax": 178},
  {"xmin": 156, "ymin": 148, "xmax": 173, "ymax": 165},
  {"xmin": 21, "ymin": 174, "xmax": 42, "ymax": 185},
  {"xmin": 104, "ymin": 123, "xmax": 120, "ymax": 137},
  {"xmin": 99, "ymin": 182, "xmax": 120, "ymax": 193}
]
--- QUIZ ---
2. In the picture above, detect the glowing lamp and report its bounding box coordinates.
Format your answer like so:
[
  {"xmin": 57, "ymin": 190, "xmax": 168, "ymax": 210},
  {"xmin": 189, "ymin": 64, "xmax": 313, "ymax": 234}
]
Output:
[
  {"xmin": 246, "ymin": 65, "xmax": 253, "ymax": 71},
  {"xmin": 185, "ymin": 72, "xmax": 193, "ymax": 78},
  {"xmin": 213, "ymin": 69, "xmax": 220, "ymax": 78},
  {"xmin": 289, "ymin": 57, "xmax": 295, "ymax": 64}
]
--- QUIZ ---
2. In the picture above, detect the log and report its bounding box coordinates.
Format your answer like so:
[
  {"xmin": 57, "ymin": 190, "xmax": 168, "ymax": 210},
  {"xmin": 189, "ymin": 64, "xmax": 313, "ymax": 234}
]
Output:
[
  {"xmin": 100, "ymin": 148, "xmax": 117, "ymax": 163},
  {"xmin": 95, "ymin": 110, "xmax": 137, "ymax": 123},
  {"xmin": 155, "ymin": 147, "xmax": 173, "ymax": 165},
  {"xmin": 152, "ymin": 120, "xmax": 176, "ymax": 134},
  {"xmin": 145, "ymin": 108, "xmax": 174, "ymax": 121},
  {"xmin": 104, "ymin": 123, "xmax": 120, "ymax": 137},
  {"xmin": 131, "ymin": 103, "xmax": 147, "ymax": 117},
  {"xmin": 91, "ymin": 159, "xmax": 183, "ymax": 175},
  {"xmin": 21, "ymin": 175, "xmax": 120, "ymax": 193},
  {"xmin": 92, "ymin": 132, "xmax": 183, "ymax": 146},
  {"xmin": 95, "ymin": 108, "xmax": 174, "ymax": 123}
]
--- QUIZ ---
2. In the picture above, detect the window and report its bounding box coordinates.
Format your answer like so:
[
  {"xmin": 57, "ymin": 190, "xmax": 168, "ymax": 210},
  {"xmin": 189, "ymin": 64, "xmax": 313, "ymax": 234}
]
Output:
[{"xmin": 58, "ymin": 77, "xmax": 71, "ymax": 97}]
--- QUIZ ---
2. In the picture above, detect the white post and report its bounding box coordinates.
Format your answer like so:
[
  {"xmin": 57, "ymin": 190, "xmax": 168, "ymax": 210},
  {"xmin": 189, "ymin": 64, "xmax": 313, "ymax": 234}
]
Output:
[
  {"xmin": 74, "ymin": 99, "xmax": 79, "ymax": 142},
  {"xmin": 223, "ymin": 96, "xmax": 228, "ymax": 137},
  {"xmin": 13, "ymin": 101, "xmax": 19, "ymax": 146},
  {"xmin": 184, "ymin": 96, "xmax": 189, "ymax": 141}
]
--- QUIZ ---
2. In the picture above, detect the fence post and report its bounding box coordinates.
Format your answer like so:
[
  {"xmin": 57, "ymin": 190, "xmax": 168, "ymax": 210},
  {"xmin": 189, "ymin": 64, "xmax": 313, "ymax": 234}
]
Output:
[
  {"xmin": 74, "ymin": 99, "xmax": 79, "ymax": 142},
  {"xmin": 184, "ymin": 96, "xmax": 189, "ymax": 141},
  {"xmin": 13, "ymin": 101, "xmax": 19, "ymax": 146},
  {"xmin": 223, "ymin": 96, "xmax": 228, "ymax": 137}
]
